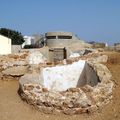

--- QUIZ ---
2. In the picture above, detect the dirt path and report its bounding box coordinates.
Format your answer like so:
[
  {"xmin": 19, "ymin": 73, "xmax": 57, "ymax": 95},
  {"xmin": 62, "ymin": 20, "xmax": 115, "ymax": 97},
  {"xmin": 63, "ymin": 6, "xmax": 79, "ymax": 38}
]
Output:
[{"xmin": 0, "ymin": 51, "xmax": 120, "ymax": 120}]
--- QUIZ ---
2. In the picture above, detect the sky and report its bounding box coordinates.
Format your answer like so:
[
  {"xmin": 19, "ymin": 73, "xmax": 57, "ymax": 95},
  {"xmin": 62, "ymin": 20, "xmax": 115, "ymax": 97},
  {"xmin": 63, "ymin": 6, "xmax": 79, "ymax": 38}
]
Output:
[{"xmin": 0, "ymin": 0, "xmax": 120, "ymax": 45}]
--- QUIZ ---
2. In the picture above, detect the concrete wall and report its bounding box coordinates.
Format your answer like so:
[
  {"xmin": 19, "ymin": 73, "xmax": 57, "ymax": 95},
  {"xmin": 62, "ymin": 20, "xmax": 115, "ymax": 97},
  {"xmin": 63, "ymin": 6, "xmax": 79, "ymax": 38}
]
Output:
[
  {"xmin": 77, "ymin": 63, "xmax": 99, "ymax": 87},
  {"xmin": 45, "ymin": 31, "xmax": 84, "ymax": 48},
  {"xmin": 49, "ymin": 48, "xmax": 67, "ymax": 62},
  {"xmin": 11, "ymin": 45, "xmax": 21, "ymax": 54},
  {"xmin": 0, "ymin": 35, "xmax": 11, "ymax": 55},
  {"xmin": 46, "ymin": 39, "xmax": 72, "ymax": 48}
]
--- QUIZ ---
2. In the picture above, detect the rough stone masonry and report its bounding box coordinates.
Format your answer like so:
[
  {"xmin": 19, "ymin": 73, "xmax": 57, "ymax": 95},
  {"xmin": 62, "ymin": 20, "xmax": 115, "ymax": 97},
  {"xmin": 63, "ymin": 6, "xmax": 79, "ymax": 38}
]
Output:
[
  {"xmin": 0, "ymin": 50, "xmax": 114, "ymax": 115},
  {"xmin": 18, "ymin": 54, "xmax": 114, "ymax": 114}
]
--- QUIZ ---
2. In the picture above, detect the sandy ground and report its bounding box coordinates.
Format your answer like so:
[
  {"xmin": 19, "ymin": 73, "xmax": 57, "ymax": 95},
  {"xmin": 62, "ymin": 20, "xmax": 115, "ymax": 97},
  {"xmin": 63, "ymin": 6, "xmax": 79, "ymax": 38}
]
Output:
[{"xmin": 0, "ymin": 51, "xmax": 120, "ymax": 120}]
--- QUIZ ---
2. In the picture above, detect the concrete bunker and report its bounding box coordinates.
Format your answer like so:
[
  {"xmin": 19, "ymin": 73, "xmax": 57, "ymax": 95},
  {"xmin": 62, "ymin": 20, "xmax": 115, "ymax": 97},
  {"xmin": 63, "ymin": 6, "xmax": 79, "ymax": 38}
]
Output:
[{"xmin": 45, "ymin": 31, "xmax": 79, "ymax": 48}]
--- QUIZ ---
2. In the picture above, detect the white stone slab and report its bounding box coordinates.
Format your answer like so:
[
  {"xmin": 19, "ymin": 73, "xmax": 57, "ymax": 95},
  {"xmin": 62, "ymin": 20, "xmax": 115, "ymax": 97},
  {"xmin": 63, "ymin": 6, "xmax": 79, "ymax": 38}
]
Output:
[{"xmin": 42, "ymin": 60, "xmax": 86, "ymax": 91}]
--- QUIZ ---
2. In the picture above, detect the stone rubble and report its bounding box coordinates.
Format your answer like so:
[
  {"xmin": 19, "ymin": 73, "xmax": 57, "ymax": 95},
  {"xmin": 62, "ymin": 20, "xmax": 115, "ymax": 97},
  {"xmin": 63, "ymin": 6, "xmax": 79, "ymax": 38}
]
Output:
[
  {"xmin": 19, "ymin": 58, "xmax": 113, "ymax": 114},
  {"xmin": 0, "ymin": 50, "xmax": 114, "ymax": 114},
  {"xmin": 69, "ymin": 52, "xmax": 80, "ymax": 58},
  {"xmin": 19, "ymin": 83, "xmax": 92, "ymax": 114},
  {"xmin": 0, "ymin": 51, "xmax": 47, "ymax": 80},
  {"xmin": 28, "ymin": 51, "xmax": 47, "ymax": 64}
]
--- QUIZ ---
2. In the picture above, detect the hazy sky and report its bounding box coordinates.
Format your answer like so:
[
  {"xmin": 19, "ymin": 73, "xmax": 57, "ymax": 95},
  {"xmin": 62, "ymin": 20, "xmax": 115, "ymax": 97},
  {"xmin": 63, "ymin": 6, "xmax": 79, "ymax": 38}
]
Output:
[{"xmin": 0, "ymin": 0, "xmax": 120, "ymax": 45}]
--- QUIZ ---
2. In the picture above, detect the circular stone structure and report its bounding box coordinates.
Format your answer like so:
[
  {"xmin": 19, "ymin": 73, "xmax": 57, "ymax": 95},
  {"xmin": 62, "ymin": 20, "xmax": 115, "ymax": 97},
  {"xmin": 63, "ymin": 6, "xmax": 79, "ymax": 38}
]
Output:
[{"xmin": 19, "ymin": 59, "xmax": 114, "ymax": 114}]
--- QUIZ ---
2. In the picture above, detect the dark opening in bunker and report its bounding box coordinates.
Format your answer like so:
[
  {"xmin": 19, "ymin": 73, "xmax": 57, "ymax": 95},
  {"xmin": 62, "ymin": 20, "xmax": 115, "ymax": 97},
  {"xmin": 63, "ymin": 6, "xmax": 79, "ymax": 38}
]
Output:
[
  {"xmin": 58, "ymin": 35, "xmax": 72, "ymax": 39},
  {"xmin": 46, "ymin": 36, "xmax": 56, "ymax": 39}
]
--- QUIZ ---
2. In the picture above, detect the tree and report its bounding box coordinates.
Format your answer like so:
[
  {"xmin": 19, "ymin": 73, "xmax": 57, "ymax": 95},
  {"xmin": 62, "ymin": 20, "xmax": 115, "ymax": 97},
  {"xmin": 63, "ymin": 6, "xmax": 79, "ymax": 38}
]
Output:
[{"xmin": 0, "ymin": 28, "xmax": 24, "ymax": 45}]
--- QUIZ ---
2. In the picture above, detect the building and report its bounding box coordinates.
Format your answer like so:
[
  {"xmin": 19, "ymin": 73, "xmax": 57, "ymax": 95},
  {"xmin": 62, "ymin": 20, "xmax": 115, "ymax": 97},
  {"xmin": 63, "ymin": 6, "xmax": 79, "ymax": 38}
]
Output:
[
  {"xmin": 45, "ymin": 31, "xmax": 83, "ymax": 48},
  {"xmin": 0, "ymin": 35, "xmax": 11, "ymax": 55},
  {"xmin": 23, "ymin": 36, "xmax": 35, "ymax": 46},
  {"xmin": 45, "ymin": 31, "xmax": 90, "ymax": 61},
  {"xmin": 23, "ymin": 35, "xmax": 44, "ymax": 48}
]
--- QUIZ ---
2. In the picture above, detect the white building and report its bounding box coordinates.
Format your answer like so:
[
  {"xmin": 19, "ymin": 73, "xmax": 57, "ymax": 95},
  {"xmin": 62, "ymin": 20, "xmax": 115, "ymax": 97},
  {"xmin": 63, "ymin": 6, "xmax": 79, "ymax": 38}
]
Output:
[
  {"xmin": 24, "ymin": 36, "xmax": 32, "ymax": 45},
  {"xmin": 0, "ymin": 35, "xmax": 11, "ymax": 55},
  {"xmin": 21, "ymin": 36, "xmax": 35, "ymax": 48}
]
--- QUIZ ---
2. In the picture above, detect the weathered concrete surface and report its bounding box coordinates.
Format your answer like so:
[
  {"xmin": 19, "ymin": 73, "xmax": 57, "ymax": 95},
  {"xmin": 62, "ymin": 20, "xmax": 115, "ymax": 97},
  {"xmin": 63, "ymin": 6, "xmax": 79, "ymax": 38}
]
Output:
[
  {"xmin": 19, "ymin": 73, "xmax": 42, "ymax": 87},
  {"xmin": 77, "ymin": 63, "xmax": 99, "ymax": 87}
]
